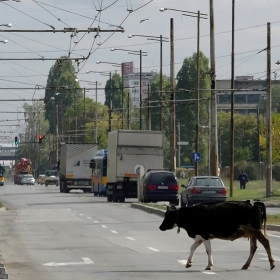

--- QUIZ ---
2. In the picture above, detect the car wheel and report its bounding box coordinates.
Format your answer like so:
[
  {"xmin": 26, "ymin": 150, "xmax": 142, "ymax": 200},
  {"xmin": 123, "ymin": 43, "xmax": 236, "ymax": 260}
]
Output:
[{"xmin": 107, "ymin": 195, "xmax": 113, "ymax": 202}]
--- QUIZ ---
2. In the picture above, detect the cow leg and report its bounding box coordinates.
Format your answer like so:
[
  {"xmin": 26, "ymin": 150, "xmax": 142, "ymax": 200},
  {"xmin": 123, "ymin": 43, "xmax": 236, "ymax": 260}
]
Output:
[
  {"xmin": 204, "ymin": 239, "xmax": 213, "ymax": 270},
  {"xmin": 186, "ymin": 236, "xmax": 203, "ymax": 268},
  {"xmin": 242, "ymin": 236, "xmax": 257, "ymax": 270},
  {"xmin": 256, "ymin": 231, "xmax": 275, "ymax": 270}
]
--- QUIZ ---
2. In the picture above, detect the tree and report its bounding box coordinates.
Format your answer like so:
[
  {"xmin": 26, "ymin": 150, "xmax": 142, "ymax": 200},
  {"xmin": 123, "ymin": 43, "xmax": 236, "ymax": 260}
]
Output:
[
  {"xmin": 175, "ymin": 51, "xmax": 211, "ymax": 167},
  {"xmin": 44, "ymin": 57, "xmax": 82, "ymax": 134},
  {"xmin": 259, "ymin": 84, "xmax": 280, "ymax": 114}
]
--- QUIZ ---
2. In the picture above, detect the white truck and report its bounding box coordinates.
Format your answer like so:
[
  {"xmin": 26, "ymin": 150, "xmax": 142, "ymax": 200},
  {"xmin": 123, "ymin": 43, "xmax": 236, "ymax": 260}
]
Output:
[
  {"xmin": 59, "ymin": 143, "xmax": 98, "ymax": 193},
  {"xmin": 106, "ymin": 130, "xmax": 164, "ymax": 203}
]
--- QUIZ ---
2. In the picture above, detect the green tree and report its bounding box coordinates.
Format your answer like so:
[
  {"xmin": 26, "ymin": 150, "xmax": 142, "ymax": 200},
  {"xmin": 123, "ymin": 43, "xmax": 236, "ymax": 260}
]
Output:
[
  {"xmin": 175, "ymin": 51, "xmax": 211, "ymax": 167},
  {"xmin": 259, "ymin": 84, "xmax": 280, "ymax": 114},
  {"xmin": 44, "ymin": 57, "xmax": 82, "ymax": 134}
]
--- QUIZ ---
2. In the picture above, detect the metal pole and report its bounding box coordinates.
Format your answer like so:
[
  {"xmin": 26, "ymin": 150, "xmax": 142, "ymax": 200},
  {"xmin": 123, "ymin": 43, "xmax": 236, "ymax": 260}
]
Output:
[
  {"xmin": 209, "ymin": 0, "xmax": 218, "ymax": 176},
  {"xmin": 229, "ymin": 0, "xmax": 235, "ymax": 197},
  {"xmin": 208, "ymin": 99, "xmax": 211, "ymax": 175},
  {"xmin": 56, "ymin": 105, "xmax": 59, "ymax": 162},
  {"xmin": 95, "ymin": 81, "xmax": 98, "ymax": 143},
  {"xmin": 160, "ymin": 35, "xmax": 163, "ymax": 131},
  {"xmin": 109, "ymin": 72, "xmax": 112, "ymax": 132},
  {"xmin": 140, "ymin": 50, "xmax": 142, "ymax": 130},
  {"xmin": 195, "ymin": 10, "xmax": 200, "ymax": 176},
  {"xmin": 75, "ymin": 117, "xmax": 77, "ymax": 143},
  {"xmin": 127, "ymin": 91, "xmax": 130, "ymax": 130},
  {"xmin": 178, "ymin": 122, "xmax": 181, "ymax": 168},
  {"xmin": 83, "ymin": 87, "xmax": 86, "ymax": 143},
  {"xmin": 60, "ymin": 101, "xmax": 63, "ymax": 143},
  {"xmin": 266, "ymin": 22, "xmax": 272, "ymax": 197},
  {"xmin": 121, "ymin": 64, "xmax": 124, "ymax": 129},
  {"xmin": 148, "ymin": 83, "xmax": 151, "ymax": 130},
  {"xmin": 68, "ymin": 108, "xmax": 70, "ymax": 142},
  {"xmin": 257, "ymin": 105, "xmax": 261, "ymax": 163},
  {"xmin": 170, "ymin": 18, "xmax": 176, "ymax": 172}
]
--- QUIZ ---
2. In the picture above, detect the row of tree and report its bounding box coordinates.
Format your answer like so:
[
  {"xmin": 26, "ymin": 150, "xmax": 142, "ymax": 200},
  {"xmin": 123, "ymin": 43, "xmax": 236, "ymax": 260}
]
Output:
[{"xmin": 16, "ymin": 53, "xmax": 280, "ymax": 176}]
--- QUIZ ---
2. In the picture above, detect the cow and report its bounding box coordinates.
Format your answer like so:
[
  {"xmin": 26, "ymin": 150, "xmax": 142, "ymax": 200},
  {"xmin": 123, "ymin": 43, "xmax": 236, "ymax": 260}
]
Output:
[{"xmin": 159, "ymin": 200, "xmax": 275, "ymax": 270}]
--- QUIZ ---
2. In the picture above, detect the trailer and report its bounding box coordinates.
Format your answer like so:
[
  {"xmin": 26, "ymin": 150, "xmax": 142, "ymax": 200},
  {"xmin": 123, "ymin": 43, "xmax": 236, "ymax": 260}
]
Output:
[
  {"xmin": 106, "ymin": 130, "xmax": 164, "ymax": 203},
  {"xmin": 59, "ymin": 143, "xmax": 98, "ymax": 193}
]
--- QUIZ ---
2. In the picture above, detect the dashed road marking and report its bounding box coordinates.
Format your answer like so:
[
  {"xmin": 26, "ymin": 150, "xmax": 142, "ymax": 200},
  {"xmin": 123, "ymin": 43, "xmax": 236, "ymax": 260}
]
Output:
[
  {"xmin": 178, "ymin": 260, "xmax": 186, "ymax": 265},
  {"xmin": 67, "ymin": 209, "xmax": 71, "ymax": 211},
  {"xmin": 203, "ymin": 271, "xmax": 216, "ymax": 275},
  {"xmin": 87, "ymin": 217, "xmax": 91, "ymax": 219},
  {"xmin": 79, "ymin": 214, "xmax": 83, "ymax": 216},
  {"xmin": 268, "ymin": 233, "xmax": 280, "ymax": 238},
  {"xmin": 258, "ymin": 253, "xmax": 280, "ymax": 261},
  {"xmin": 148, "ymin": 247, "xmax": 159, "ymax": 252},
  {"xmin": 126, "ymin": 237, "xmax": 135, "ymax": 241},
  {"xmin": 94, "ymin": 221, "xmax": 99, "ymax": 223},
  {"xmin": 102, "ymin": 225, "xmax": 107, "ymax": 228},
  {"xmin": 111, "ymin": 230, "xmax": 118, "ymax": 234}
]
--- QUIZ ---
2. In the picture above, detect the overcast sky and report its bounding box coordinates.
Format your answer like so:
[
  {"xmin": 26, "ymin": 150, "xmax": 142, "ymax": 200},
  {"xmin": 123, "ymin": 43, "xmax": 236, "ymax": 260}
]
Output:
[{"xmin": 0, "ymin": 0, "xmax": 279, "ymax": 145}]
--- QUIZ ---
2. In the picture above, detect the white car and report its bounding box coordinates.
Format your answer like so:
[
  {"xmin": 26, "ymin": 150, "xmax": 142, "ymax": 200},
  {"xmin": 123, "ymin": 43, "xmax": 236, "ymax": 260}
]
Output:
[{"xmin": 20, "ymin": 174, "xmax": 35, "ymax": 185}]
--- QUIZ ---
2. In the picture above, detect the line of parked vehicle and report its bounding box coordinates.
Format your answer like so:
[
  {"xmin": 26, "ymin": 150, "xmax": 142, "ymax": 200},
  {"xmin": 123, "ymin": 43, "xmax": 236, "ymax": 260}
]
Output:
[{"xmin": 14, "ymin": 173, "xmax": 35, "ymax": 185}]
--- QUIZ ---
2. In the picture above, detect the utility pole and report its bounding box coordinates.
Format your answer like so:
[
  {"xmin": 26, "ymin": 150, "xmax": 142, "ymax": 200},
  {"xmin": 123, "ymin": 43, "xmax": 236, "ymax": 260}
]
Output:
[
  {"xmin": 266, "ymin": 22, "xmax": 272, "ymax": 197},
  {"xmin": 140, "ymin": 50, "xmax": 143, "ymax": 130},
  {"xmin": 121, "ymin": 64, "xmax": 124, "ymax": 129},
  {"xmin": 95, "ymin": 81, "xmax": 98, "ymax": 143},
  {"xmin": 195, "ymin": 10, "xmax": 200, "ymax": 176},
  {"xmin": 127, "ymin": 91, "xmax": 130, "ymax": 130},
  {"xmin": 83, "ymin": 87, "xmax": 86, "ymax": 143},
  {"xmin": 148, "ymin": 83, "xmax": 151, "ymax": 130},
  {"xmin": 109, "ymin": 72, "xmax": 112, "ymax": 132},
  {"xmin": 68, "ymin": 109, "xmax": 70, "ymax": 142},
  {"xmin": 56, "ymin": 105, "xmax": 59, "ymax": 162},
  {"xmin": 177, "ymin": 122, "xmax": 181, "ymax": 168},
  {"xmin": 209, "ymin": 0, "xmax": 218, "ymax": 176},
  {"xmin": 170, "ymin": 18, "xmax": 176, "ymax": 172},
  {"xmin": 229, "ymin": 0, "xmax": 235, "ymax": 197},
  {"xmin": 160, "ymin": 35, "xmax": 163, "ymax": 131}
]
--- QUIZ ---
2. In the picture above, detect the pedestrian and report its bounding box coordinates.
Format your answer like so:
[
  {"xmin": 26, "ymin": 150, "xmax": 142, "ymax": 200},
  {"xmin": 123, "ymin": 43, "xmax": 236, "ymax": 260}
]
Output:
[{"xmin": 237, "ymin": 170, "xmax": 249, "ymax": 190}]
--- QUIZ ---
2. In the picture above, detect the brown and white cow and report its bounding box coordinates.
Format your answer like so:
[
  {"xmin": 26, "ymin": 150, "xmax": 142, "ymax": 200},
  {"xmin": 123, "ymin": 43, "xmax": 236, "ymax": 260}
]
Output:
[{"xmin": 159, "ymin": 200, "xmax": 275, "ymax": 270}]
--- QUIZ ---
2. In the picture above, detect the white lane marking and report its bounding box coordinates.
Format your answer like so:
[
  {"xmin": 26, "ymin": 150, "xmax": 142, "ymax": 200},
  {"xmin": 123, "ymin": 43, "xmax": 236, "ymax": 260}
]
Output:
[
  {"xmin": 102, "ymin": 225, "xmax": 107, "ymax": 228},
  {"xmin": 268, "ymin": 233, "xmax": 280, "ymax": 238},
  {"xmin": 87, "ymin": 217, "xmax": 91, "ymax": 219},
  {"xmin": 73, "ymin": 211, "xmax": 76, "ymax": 213},
  {"xmin": 203, "ymin": 272, "xmax": 216, "ymax": 275},
  {"xmin": 258, "ymin": 253, "xmax": 280, "ymax": 261},
  {"xmin": 94, "ymin": 221, "xmax": 99, "ymax": 223},
  {"xmin": 148, "ymin": 247, "xmax": 159, "ymax": 252},
  {"xmin": 111, "ymin": 230, "xmax": 118, "ymax": 234},
  {"xmin": 67, "ymin": 209, "xmax": 71, "ymax": 210},
  {"xmin": 178, "ymin": 260, "xmax": 186, "ymax": 265},
  {"xmin": 126, "ymin": 237, "xmax": 135, "ymax": 241},
  {"xmin": 79, "ymin": 214, "xmax": 83, "ymax": 216},
  {"xmin": 43, "ymin": 257, "xmax": 94, "ymax": 267}
]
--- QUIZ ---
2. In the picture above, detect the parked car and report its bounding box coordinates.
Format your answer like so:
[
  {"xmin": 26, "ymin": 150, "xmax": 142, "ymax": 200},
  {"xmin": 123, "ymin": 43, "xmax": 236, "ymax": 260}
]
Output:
[
  {"xmin": 37, "ymin": 174, "xmax": 45, "ymax": 185},
  {"xmin": 141, "ymin": 170, "xmax": 179, "ymax": 205},
  {"xmin": 16, "ymin": 174, "xmax": 25, "ymax": 185},
  {"xmin": 180, "ymin": 176, "xmax": 227, "ymax": 207},
  {"xmin": 20, "ymin": 174, "xmax": 35, "ymax": 185}
]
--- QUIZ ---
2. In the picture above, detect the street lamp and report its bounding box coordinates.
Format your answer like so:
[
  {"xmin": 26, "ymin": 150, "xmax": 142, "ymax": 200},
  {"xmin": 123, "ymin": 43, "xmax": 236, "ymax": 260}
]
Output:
[
  {"xmin": 127, "ymin": 34, "xmax": 169, "ymax": 131},
  {"xmin": 160, "ymin": 7, "xmax": 207, "ymax": 176},
  {"xmin": 111, "ymin": 47, "xmax": 148, "ymax": 130},
  {"xmin": 0, "ymin": 23, "xmax": 12, "ymax": 27}
]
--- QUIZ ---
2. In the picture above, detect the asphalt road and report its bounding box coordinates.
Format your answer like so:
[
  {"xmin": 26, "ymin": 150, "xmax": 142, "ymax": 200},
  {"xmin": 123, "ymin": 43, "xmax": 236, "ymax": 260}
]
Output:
[{"xmin": 0, "ymin": 181, "xmax": 280, "ymax": 280}]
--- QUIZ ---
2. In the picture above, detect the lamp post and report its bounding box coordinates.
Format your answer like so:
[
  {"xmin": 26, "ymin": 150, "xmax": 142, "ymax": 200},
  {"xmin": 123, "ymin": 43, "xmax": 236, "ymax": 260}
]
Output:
[
  {"xmin": 86, "ymin": 70, "xmax": 112, "ymax": 132},
  {"xmin": 160, "ymin": 7, "xmax": 207, "ymax": 176},
  {"xmin": 111, "ymin": 48, "xmax": 148, "ymax": 130},
  {"xmin": 96, "ymin": 60, "xmax": 126, "ymax": 129},
  {"xmin": 128, "ymin": 34, "xmax": 169, "ymax": 131}
]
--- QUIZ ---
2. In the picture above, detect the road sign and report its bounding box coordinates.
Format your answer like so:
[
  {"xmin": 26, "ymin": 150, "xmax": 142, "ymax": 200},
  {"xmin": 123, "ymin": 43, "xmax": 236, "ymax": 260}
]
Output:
[
  {"xmin": 177, "ymin": 141, "xmax": 189, "ymax": 146},
  {"xmin": 191, "ymin": 152, "xmax": 201, "ymax": 162}
]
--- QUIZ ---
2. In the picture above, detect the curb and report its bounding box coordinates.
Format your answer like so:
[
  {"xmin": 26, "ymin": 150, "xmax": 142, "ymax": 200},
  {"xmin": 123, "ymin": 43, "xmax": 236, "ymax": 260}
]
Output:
[{"xmin": 131, "ymin": 203, "xmax": 280, "ymax": 232}]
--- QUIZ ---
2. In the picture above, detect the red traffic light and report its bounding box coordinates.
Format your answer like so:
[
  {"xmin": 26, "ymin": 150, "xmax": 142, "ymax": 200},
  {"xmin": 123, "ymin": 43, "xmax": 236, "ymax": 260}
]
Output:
[{"xmin": 38, "ymin": 135, "xmax": 43, "ymax": 143}]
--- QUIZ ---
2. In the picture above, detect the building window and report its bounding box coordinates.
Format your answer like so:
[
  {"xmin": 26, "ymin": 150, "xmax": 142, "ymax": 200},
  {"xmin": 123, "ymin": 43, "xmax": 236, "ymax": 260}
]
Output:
[
  {"xmin": 234, "ymin": 94, "xmax": 246, "ymax": 103},
  {"xmin": 218, "ymin": 95, "xmax": 230, "ymax": 103},
  {"xmin": 248, "ymin": 94, "xmax": 260, "ymax": 103}
]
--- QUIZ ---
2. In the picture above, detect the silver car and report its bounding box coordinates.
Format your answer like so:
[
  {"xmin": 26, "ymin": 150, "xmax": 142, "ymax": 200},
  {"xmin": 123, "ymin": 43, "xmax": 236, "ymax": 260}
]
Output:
[
  {"xmin": 180, "ymin": 176, "xmax": 227, "ymax": 207},
  {"xmin": 20, "ymin": 174, "xmax": 35, "ymax": 185}
]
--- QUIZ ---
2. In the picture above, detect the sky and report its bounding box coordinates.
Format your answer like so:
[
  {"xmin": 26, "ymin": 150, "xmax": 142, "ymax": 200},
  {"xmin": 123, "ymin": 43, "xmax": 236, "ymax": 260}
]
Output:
[{"xmin": 0, "ymin": 0, "xmax": 279, "ymax": 146}]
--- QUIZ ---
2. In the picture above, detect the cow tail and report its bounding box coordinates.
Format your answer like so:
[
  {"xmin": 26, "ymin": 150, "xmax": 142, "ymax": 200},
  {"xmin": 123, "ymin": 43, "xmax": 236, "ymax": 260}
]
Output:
[{"xmin": 255, "ymin": 201, "xmax": 267, "ymax": 236}]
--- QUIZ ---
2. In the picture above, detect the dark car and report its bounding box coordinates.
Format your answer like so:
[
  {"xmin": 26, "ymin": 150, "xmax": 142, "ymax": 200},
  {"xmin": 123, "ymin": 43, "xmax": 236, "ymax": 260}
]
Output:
[
  {"xmin": 180, "ymin": 176, "xmax": 227, "ymax": 207},
  {"xmin": 141, "ymin": 170, "xmax": 179, "ymax": 205}
]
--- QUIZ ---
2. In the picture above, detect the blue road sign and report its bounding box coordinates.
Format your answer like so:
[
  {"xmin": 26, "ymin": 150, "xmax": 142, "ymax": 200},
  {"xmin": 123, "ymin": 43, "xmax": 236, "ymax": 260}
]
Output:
[{"xmin": 191, "ymin": 152, "xmax": 201, "ymax": 162}]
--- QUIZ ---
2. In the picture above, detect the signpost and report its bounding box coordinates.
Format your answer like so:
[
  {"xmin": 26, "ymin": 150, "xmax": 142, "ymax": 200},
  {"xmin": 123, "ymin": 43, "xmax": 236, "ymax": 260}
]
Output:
[{"xmin": 191, "ymin": 152, "xmax": 201, "ymax": 163}]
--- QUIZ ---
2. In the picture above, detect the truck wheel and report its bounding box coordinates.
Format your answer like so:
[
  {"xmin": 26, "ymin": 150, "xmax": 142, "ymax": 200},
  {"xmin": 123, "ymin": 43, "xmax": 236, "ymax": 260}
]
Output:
[
  {"xmin": 59, "ymin": 183, "xmax": 64, "ymax": 193},
  {"xmin": 107, "ymin": 195, "xmax": 113, "ymax": 202},
  {"xmin": 119, "ymin": 197, "xmax": 125, "ymax": 203},
  {"xmin": 113, "ymin": 195, "xmax": 118, "ymax": 202}
]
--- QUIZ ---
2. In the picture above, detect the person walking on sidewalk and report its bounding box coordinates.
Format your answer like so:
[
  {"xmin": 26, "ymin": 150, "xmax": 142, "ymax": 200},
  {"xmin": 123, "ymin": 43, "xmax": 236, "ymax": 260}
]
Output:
[{"xmin": 238, "ymin": 170, "xmax": 249, "ymax": 189}]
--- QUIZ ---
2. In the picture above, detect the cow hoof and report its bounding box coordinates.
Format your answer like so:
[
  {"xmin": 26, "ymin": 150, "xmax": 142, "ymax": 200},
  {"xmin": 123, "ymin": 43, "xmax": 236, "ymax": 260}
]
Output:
[
  {"xmin": 241, "ymin": 265, "xmax": 249, "ymax": 270},
  {"xmin": 270, "ymin": 264, "xmax": 275, "ymax": 270},
  {"xmin": 186, "ymin": 262, "xmax": 192, "ymax": 268},
  {"xmin": 205, "ymin": 267, "xmax": 212, "ymax": 270}
]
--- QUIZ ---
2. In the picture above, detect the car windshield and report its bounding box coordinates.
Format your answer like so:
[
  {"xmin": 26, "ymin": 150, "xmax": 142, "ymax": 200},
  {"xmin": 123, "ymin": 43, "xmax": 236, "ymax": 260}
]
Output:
[
  {"xmin": 23, "ymin": 175, "xmax": 33, "ymax": 178},
  {"xmin": 195, "ymin": 178, "xmax": 223, "ymax": 187},
  {"xmin": 148, "ymin": 173, "xmax": 177, "ymax": 184}
]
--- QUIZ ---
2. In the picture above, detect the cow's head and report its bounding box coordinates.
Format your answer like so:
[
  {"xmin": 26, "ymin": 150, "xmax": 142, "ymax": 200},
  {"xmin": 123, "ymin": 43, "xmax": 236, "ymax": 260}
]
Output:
[{"xmin": 159, "ymin": 205, "xmax": 178, "ymax": 231}]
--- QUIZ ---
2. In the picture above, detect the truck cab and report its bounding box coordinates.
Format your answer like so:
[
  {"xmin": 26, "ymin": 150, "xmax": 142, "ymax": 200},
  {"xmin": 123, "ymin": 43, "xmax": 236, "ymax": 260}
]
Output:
[{"xmin": 45, "ymin": 170, "xmax": 59, "ymax": 187}]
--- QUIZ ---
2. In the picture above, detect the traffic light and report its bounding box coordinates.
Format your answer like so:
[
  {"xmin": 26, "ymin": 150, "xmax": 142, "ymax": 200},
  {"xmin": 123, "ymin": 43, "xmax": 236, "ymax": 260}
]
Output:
[
  {"xmin": 15, "ymin": 136, "xmax": 18, "ymax": 145},
  {"xmin": 38, "ymin": 135, "xmax": 43, "ymax": 144}
]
